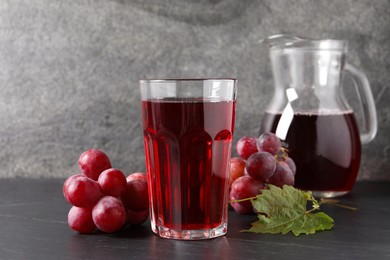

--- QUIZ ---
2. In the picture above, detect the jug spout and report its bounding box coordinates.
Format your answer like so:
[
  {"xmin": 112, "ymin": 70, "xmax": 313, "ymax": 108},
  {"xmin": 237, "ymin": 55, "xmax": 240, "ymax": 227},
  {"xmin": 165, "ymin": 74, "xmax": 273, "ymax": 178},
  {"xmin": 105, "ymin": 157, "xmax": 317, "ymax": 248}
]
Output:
[
  {"xmin": 261, "ymin": 34, "xmax": 304, "ymax": 47},
  {"xmin": 262, "ymin": 34, "xmax": 348, "ymax": 51}
]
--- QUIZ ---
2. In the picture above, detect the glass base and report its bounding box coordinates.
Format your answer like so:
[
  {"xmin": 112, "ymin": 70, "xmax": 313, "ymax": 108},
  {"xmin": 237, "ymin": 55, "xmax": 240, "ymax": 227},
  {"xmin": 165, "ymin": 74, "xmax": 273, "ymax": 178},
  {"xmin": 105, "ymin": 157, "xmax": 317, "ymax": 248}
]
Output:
[
  {"xmin": 151, "ymin": 222, "xmax": 227, "ymax": 240},
  {"xmin": 311, "ymin": 190, "xmax": 349, "ymax": 198}
]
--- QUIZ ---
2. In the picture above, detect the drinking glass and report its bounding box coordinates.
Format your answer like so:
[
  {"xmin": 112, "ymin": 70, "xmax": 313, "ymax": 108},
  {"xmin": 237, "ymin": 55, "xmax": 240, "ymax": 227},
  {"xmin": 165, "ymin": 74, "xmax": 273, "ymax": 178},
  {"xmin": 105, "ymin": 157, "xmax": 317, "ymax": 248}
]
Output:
[{"xmin": 140, "ymin": 79, "xmax": 237, "ymax": 240}]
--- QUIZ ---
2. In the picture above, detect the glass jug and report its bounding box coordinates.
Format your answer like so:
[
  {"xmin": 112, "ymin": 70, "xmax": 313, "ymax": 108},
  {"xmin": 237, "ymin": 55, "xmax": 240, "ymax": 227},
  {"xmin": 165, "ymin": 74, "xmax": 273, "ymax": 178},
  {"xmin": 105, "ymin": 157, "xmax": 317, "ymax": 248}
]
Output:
[{"xmin": 260, "ymin": 34, "xmax": 377, "ymax": 198}]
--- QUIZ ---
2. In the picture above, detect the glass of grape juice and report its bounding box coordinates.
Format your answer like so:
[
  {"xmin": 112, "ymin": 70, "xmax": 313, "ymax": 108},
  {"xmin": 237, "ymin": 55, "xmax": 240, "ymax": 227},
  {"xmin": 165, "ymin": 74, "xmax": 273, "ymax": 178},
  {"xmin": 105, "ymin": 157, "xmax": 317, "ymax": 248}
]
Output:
[{"xmin": 140, "ymin": 79, "xmax": 237, "ymax": 240}]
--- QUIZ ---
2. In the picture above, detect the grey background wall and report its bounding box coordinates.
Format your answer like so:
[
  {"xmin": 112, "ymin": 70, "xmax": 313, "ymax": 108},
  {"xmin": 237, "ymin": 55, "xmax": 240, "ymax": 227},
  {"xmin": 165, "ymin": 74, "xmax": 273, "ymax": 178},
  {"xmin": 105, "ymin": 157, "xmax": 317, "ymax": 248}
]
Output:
[{"xmin": 1, "ymin": 0, "xmax": 389, "ymax": 180}]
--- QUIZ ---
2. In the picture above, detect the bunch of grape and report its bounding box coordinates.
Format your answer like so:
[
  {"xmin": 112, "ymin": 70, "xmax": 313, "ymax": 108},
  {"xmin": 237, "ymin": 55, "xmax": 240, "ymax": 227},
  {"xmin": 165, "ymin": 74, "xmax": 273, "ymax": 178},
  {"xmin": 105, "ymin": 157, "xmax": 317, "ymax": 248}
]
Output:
[
  {"xmin": 63, "ymin": 149, "xmax": 149, "ymax": 234},
  {"xmin": 229, "ymin": 133, "xmax": 297, "ymax": 214}
]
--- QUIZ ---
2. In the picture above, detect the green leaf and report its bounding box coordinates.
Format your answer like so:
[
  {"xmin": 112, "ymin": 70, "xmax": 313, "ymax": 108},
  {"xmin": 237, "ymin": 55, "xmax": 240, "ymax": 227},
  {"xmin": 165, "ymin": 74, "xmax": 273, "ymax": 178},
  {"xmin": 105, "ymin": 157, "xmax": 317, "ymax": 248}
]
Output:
[{"xmin": 243, "ymin": 185, "xmax": 334, "ymax": 236}]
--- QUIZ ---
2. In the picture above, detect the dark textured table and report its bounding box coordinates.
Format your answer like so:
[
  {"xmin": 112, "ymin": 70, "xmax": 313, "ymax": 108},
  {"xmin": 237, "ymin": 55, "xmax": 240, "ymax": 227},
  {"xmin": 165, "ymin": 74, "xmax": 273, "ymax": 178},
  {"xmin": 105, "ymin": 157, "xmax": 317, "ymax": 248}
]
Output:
[{"xmin": 0, "ymin": 179, "xmax": 389, "ymax": 260}]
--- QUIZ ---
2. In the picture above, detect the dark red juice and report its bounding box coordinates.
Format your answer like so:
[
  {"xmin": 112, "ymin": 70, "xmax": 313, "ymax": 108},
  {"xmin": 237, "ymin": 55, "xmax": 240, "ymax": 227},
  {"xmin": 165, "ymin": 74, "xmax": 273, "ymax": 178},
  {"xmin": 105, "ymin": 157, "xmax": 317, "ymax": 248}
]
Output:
[
  {"xmin": 261, "ymin": 111, "xmax": 361, "ymax": 192},
  {"xmin": 142, "ymin": 98, "xmax": 235, "ymax": 231}
]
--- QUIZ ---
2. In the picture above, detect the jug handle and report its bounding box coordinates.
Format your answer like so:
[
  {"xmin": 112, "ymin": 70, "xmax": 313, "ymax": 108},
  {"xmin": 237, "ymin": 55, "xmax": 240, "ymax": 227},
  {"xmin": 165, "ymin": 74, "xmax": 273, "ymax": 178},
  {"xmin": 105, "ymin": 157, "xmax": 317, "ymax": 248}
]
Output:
[{"xmin": 344, "ymin": 64, "xmax": 378, "ymax": 144}]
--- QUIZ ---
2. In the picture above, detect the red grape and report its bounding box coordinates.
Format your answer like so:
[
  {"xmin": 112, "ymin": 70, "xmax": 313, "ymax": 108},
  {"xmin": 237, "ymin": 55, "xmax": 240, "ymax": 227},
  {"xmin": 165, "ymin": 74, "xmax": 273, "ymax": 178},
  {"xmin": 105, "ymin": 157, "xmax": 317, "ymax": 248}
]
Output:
[
  {"xmin": 236, "ymin": 136, "xmax": 258, "ymax": 160},
  {"xmin": 68, "ymin": 206, "xmax": 97, "ymax": 234},
  {"xmin": 230, "ymin": 175, "xmax": 265, "ymax": 214},
  {"xmin": 126, "ymin": 209, "xmax": 149, "ymax": 225},
  {"xmin": 230, "ymin": 202, "xmax": 255, "ymax": 215},
  {"xmin": 229, "ymin": 157, "xmax": 246, "ymax": 188},
  {"xmin": 126, "ymin": 172, "xmax": 147, "ymax": 182},
  {"xmin": 245, "ymin": 152, "xmax": 276, "ymax": 182},
  {"xmin": 92, "ymin": 196, "xmax": 126, "ymax": 233},
  {"xmin": 122, "ymin": 179, "xmax": 149, "ymax": 211},
  {"xmin": 63, "ymin": 174, "xmax": 83, "ymax": 190},
  {"xmin": 285, "ymin": 157, "xmax": 297, "ymax": 175},
  {"xmin": 63, "ymin": 175, "xmax": 102, "ymax": 207},
  {"xmin": 257, "ymin": 132, "xmax": 282, "ymax": 155},
  {"xmin": 98, "ymin": 168, "xmax": 127, "ymax": 197},
  {"xmin": 78, "ymin": 149, "xmax": 112, "ymax": 180},
  {"xmin": 268, "ymin": 161, "xmax": 295, "ymax": 188}
]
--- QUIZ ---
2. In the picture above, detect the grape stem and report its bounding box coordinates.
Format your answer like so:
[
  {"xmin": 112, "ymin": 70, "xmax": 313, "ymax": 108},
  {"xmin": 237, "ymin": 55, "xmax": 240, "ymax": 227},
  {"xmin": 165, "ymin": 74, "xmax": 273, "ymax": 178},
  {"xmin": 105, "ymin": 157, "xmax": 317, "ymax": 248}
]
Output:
[
  {"xmin": 274, "ymin": 148, "xmax": 288, "ymax": 162},
  {"xmin": 229, "ymin": 196, "xmax": 257, "ymax": 203},
  {"xmin": 230, "ymin": 190, "xmax": 358, "ymax": 211},
  {"xmin": 306, "ymin": 198, "xmax": 358, "ymax": 214},
  {"xmin": 320, "ymin": 198, "xmax": 358, "ymax": 211}
]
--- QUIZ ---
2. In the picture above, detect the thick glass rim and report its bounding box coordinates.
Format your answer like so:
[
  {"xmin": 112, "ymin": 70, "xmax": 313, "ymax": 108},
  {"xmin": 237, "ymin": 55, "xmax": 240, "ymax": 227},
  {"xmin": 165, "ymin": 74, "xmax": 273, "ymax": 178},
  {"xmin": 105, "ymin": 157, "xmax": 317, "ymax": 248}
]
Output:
[
  {"xmin": 140, "ymin": 78, "xmax": 237, "ymax": 84},
  {"xmin": 139, "ymin": 78, "xmax": 237, "ymax": 100}
]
